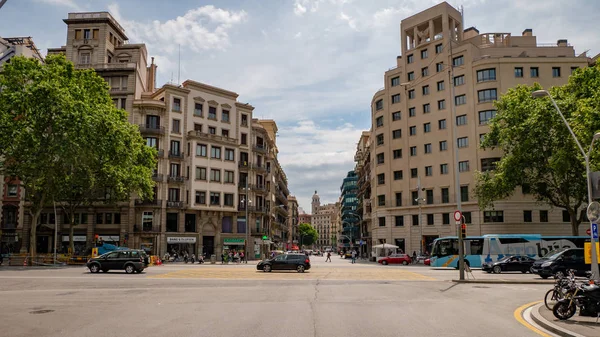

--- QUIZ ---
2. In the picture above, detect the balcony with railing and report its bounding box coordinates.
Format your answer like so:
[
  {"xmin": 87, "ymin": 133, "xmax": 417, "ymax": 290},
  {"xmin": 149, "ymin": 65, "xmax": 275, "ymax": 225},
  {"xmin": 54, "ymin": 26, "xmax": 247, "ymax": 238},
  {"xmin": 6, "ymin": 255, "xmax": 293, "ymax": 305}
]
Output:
[
  {"xmin": 75, "ymin": 62, "xmax": 137, "ymax": 71},
  {"xmin": 251, "ymin": 228, "xmax": 268, "ymax": 236},
  {"xmin": 134, "ymin": 199, "xmax": 162, "ymax": 207},
  {"xmin": 139, "ymin": 124, "xmax": 165, "ymax": 135},
  {"xmin": 167, "ymin": 201, "xmax": 185, "ymax": 208},
  {"xmin": 167, "ymin": 175, "xmax": 186, "ymax": 183},
  {"xmin": 237, "ymin": 204, "xmax": 256, "ymax": 212},
  {"xmin": 251, "ymin": 184, "xmax": 266, "ymax": 193},
  {"xmin": 253, "ymin": 164, "xmax": 267, "ymax": 173},
  {"xmin": 238, "ymin": 161, "xmax": 250, "ymax": 170},
  {"xmin": 168, "ymin": 150, "xmax": 184, "ymax": 159},
  {"xmin": 187, "ymin": 130, "xmax": 237, "ymax": 145},
  {"xmin": 152, "ymin": 173, "xmax": 164, "ymax": 182},
  {"xmin": 253, "ymin": 143, "xmax": 267, "ymax": 154},
  {"xmin": 156, "ymin": 149, "xmax": 165, "ymax": 158}
]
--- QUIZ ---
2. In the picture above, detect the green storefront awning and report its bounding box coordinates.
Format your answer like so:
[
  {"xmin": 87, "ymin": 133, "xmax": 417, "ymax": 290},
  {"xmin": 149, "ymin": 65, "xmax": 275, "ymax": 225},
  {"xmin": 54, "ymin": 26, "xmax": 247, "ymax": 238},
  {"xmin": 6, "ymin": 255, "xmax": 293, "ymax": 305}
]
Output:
[{"xmin": 224, "ymin": 238, "xmax": 245, "ymax": 244}]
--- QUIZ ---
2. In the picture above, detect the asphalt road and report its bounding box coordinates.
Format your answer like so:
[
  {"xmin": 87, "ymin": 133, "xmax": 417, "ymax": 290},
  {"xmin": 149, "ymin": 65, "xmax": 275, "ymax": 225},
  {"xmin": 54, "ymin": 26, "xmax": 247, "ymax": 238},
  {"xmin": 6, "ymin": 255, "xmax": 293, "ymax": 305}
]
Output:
[{"xmin": 0, "ymin": 255, "xmax": 551, "ymax": 337}]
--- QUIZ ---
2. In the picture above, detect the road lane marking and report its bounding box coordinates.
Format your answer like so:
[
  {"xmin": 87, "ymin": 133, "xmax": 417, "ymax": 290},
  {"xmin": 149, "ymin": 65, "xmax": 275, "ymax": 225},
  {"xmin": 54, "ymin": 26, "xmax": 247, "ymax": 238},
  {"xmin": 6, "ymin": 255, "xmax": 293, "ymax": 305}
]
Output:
[{"xmin": 514, "ymin": 301, "xmax": 552, "ymax": 337}]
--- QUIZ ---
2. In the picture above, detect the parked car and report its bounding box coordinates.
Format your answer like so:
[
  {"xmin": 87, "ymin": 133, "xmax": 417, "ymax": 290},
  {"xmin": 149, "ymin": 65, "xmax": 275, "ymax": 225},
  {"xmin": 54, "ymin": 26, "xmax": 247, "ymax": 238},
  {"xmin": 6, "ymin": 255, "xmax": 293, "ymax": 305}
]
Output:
[
  {"xmin": 87, "ymin": 250, "xmax": 145, "ymax": 274},
  {"xmin": 481, "ymin": 255, "xmax": 535, "ymax": 274},
  {"xmin": 378, "ymin": 253, "xmax": 412, "ymax": 265},
  {"xmin": 257, "ymin": 253, "xmax": 311, "ymax": 273},
  {"xmin": 533, "ymin": 248, "xmax": 592, "ymax": 279},
  {"xmin": 424, "ymin": 258, "xmax": 431, "ymax": 266}
]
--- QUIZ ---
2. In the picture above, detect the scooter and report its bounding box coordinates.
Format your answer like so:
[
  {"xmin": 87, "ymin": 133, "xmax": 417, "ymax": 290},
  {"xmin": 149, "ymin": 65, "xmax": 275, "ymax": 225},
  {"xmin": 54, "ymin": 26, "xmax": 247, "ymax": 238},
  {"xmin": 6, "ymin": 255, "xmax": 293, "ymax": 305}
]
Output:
[{"xmin": 553, "ymin": 279, "xmax": 600, "ymax": 320}]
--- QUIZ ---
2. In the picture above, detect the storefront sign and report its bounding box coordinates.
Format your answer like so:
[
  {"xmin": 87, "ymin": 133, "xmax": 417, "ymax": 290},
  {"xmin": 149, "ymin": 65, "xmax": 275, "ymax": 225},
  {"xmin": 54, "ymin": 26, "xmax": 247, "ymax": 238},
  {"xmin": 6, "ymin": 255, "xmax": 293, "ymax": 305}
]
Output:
[
  {"xmin": 62, "ymin": 235, "xmax": 87, "ymax": 242},
  {"xmin": 167, "ymin": 237, "xmax": 196, "ymax": 244},
  {"xmin": 99, "ymin": 235, "xmax": 119, "ymax": 242},
  {"xmin": 224, "ymin": 238, "xmax": 245, "ymax": 245}
]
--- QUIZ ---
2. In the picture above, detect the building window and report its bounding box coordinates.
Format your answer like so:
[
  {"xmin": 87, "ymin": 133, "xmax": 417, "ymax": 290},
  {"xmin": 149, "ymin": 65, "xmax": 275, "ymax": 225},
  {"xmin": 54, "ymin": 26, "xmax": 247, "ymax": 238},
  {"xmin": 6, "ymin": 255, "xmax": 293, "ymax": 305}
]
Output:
[
  {"xmin": 455, "ymin": 95, "xmax": 466, "ymax": 105},
  {"xmin": 79, "ymin": 52, "xmax": 91, "ymax": 65},
  {"xmin": 395, "ymin": 216, "xmax": 404, "ymax": 227},
  {"xmin": 407, "ymin": 54, "xmax": 414, "ymax": 63},
  {"xmin": 478, "ymin": 110, "xmax": 497, "ymax": 125},
  {"xmin": 478, "ymin": 89, "xmax": 497, "ymax": 103},
  {"xmin": 210, "ymin": 192, "xmax": 220, "ymax": 205},
  {"xmin": 376, "ymin": 116, "xmax": 384, "ymax": 128},
  {"xmin": 394, "ymin": 170, "xmax": 403, "ymax": 180},
  {"xmin": 453, "ymin": 75, "xmax": 465, "ymax": 86},
  {"xmin": 425, "ymin": 166, "xmax": 433, "ymax": 176},
  {"xmin": 194, "ymin": 103, "xmax": 203, "ymax": 116},
  {"xmin": 207, "ymin": 106, "xmax": 217, "ymax": 119},
  {"xmin": 437, "ymin": 81, "xmax": 445, "ymax": 91},
  {"xmin": 457, "ymin": 137, "xmax": 468, "ymax": 148},
  {"xmin": 458, "ymin": 160, "xmax": 469, "ymax": 172},
  {"xmin": 392, "ymin": 94, "xmax": 401, "ymax": 104},
  {"xmin": 211, "ymin": 146, "xmax": 221, "ymax": 159},
  {"xmin": 172, "ymin": 119, "xmax": 180, "ymax": 133},
  {"xmin": 224, "ymin": 193, "xmax": 234, "ymax": 206},
  {"xmin": 435, "ymin": 43, "xmax": 443, "ymax": 54},
  {"xmin": 514, "ymin": 67, "xmax": 523, "ymax": 78},
  {"xmin": 440, "ymin": 164, "xmax": 448, "ymax": 175},
  {"xmin": 408, "ymin": 89, "xmax": 415, "ymax": 99},
  {"xmin": 423, "ymin": 103, "xmax": 431, "ymax": 113},
  {"xmin": 379, "ymin": 217, "xmax": 386, "ymax": 227},
  {"xmin": 407, "ymin": 71, "xmax": 415, "ymax": 81},
  {"xmin": 562, "ymin": 210, "xmax": 570, "ymax": 222},
  {"xmin": 437, "ymin": 99, "xmax": 446, "ymax": 110},
  {"xmin": 375, "ymin": 99, "xmax": 383, "ymax": 110},
  {"xmin": 210, "ymin": 169, "xmax": 221, "ymax": 182},
  {"xmin": 441, "ymin": 187, "xmax": 449, "ymax": 203},
  {"xmin": 392, "ymin": 129, "xmax": 401, "ymax": 139},
  {"xmin": 460, "ymin": 186, "xmax": 469, "ymax": 202},
  {"xmin": 427, "ymin": 214, "xmax": 434, "ymax": 225},
  {"xmin": 436, "ymin": 62, "xmax": 444, "ymax": 72},
  {"xmin": 7, "ymin": 184, "xmax": 18, "ymax": 197},
  {"xmin": 377, "ymin": 173, "xmax": 385, "ymax": 185},
  {"xmin": 442, "ymin": 213, "xmax": 450, "ymax": 225},
  {"xmin": 481, "ymin": 157, "xmax": 500, "ymax": 172},
  {"xmin": 552, "ymin": 67, "xmax": 561, "ymax": 77},
  {"xmin": 476, "ymin": 68, "xmax": 496, "ymax": 82},
  {"xmin": 409, "ymin": 126, "xmax": 416, "ymax": 136},
  {"xmin": 439, "ymin": 140, "xmax": 447, "ymax": 151},
  {"xmin": 411, "ymin": 168, "xmax": 418, "ymax": 178},
  {"xmin": 222, "ymin": 110, "xmax": 230, "ymax": 122},
  {"xmin": 424, "ymin": 143, "xmax": 432, "ymax": 153},
  {"xmin": 540, "ymin": 210, "xmax": 549, "ymax": 223},
  {"xmin": 422, "ymin": 85, "xmax": 430, "ymax": 95},
  {"xmin": 224, "ymin": 170, "xmax": 234, "ymax": 184},
  {"xmin": 463, "ymin": 212, "xmax": 472, "ymax": 224},
  {"xmin": 208, "ymin": 126, "xmax": 216, "ymax": 135},
  {"xmin": 195, "ymin": 167, "xmax": 206, "ymax": 180},
  {"xmin": 484, "ymin": 211, "xmax": 504, "ymax": 222},
  {"xmin": 421, "ymin": 67, "xmax": 429, "ymax": 77},
  {"xmin": 195, "ymin": 191, "xmax": 206, "ymax": 204},
  {"xmin": 393, "ymin": 149, "xmax": 402, "ymax": 159},
  {"xmin": 530, "ymin": 67, "xmax": 539, "ymax": 78},
  {"xmin": 391, "ymin": 76, "xmax": 400, "ymax": 87},
  {"xmin": 225, "ymin": 148, "xmax": 235, "ymax": 161},
  {"xmin": 172, "ymin": 98, "xmax": 181, "ymax": 112},
  {"xmin": 410, "ymin": 146, "xmax": 417, "ymax": 156},
  {"xmin": 452, "ymin": 55, "xmax": 464, "ymax": 67},
  {"xmin": 168, "ymin": 188, "xmax": 180, "ymax": 202},
  {"xmin": 421, "ymin": 49, "xmax": 428, "ymax": 59},
  {"xmin": 426, "ymin": 190, "xmax": 434, "ymax": 204},
  {"xmin": 438, "ymin": 119, "xmax": 446, "ymax": 130},
  {"xmin": 376, "ymin": 134, "xmax": 384, "ymax": 145},
  {"xmin": 196, "ymin": 144, "xmax": 207, "ymax": 157},
  {"xmin": 423, "ymin": 123, "xmax": 431, "ymax": 133},
  {"xmin": 392, "ymin": 111, "xmax": 401, "ymax": 121},
  {"xmin": 456, "ymin": 115, "xmax": 467, "ymax": 126},
  {"xmin": 570, "ymin": 66, "xmax": 579, "ymax": 74},
  {"xmin": 409, "ymin": 107, "xmax": 416, "ymax": 117},
  {"xmin": 523, "ymin": 210, "xmax": 532, "ymax": 222},
  {"xmin": 241, "ymin": 133, "xmax": 248, "ymax": 145},
  {"xmin": 412, "ymin": 214, "xmax": 419, "ymax": 226},
  {"xmin": 378, "ymin": 195, "xmax": 386, "ymax": 207}
]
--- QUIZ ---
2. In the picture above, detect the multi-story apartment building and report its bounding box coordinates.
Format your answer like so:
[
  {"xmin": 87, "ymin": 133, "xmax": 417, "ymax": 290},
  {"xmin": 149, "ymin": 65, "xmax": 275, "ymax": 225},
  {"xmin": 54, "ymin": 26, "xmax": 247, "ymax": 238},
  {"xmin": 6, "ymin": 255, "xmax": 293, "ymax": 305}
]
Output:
[
  {"xmin": 369, "ymin": 2, "xmax": 594, "ymax": 255},
  {"xmin": 287, "ymin": 195, "xmax": 299, "ymax": 249},
  {"xmin": 13, "ymin": 11, "xmax": 291, "ymax": 259},
  {"xmin": 354, "ymin": 131, "xmax": 372, "ymax": 256},
  {"xmin": 298, "ymin": 211, "xmax": 311, "ymax": 226},
  {"xmin": 311, "ymin": 191, "xmax": 339, "ymax": 249},
  {"xmin": 0, "ymin": 36, "xmax": 44, "ymax": 256},
  {"xmin": 339, "ymin": 171, "xmax": 358, "ymax": 250}
]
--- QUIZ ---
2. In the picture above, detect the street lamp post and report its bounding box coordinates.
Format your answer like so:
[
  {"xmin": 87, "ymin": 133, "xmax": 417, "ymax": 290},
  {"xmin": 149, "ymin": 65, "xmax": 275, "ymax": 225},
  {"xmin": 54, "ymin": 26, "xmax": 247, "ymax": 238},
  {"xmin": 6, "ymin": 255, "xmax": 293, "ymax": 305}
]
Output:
[{"xmin": 532, "ymin": 89, "xmax": 600, "ymax": 278}]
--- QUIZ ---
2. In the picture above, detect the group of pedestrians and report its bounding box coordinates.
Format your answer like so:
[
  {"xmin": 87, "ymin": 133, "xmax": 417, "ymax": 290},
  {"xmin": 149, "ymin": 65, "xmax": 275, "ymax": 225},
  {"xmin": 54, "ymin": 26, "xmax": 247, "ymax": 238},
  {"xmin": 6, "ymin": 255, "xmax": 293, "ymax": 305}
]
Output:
[{"xmin": 221, "ymin": 250, "xmax": 246, "ymax": 264}]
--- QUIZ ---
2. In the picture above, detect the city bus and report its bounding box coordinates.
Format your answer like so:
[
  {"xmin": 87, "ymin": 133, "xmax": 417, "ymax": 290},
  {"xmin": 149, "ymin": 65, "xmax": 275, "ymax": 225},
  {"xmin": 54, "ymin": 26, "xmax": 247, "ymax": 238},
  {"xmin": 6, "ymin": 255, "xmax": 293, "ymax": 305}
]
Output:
[{"xmin": 429, "ymin": 234, "xmax": 587, "ymax": 268}]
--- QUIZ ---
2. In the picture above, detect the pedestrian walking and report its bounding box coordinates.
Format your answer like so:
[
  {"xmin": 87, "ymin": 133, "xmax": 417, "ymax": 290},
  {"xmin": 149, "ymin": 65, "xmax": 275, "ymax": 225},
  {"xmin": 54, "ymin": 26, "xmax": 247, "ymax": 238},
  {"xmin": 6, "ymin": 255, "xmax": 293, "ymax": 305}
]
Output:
[
  {"xmin": 325, "ymin": 251, "xmax": 331, "ymax": 262},
  {"xmin": 351, "ymin": 250, "xmax": 356, "ymax": 264},
  {"xmin": 240, "ymin": 251, "xmax": 246, "ymax": 263}
]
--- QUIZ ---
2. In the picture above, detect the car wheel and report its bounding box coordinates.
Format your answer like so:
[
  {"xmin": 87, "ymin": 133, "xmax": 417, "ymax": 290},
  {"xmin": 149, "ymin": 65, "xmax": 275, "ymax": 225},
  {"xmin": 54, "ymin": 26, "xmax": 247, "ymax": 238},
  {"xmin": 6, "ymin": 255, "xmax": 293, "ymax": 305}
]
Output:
[
  {"xmin": 521, "ymin": 270, "xmax": 527, "ymax": 274},
  {"xmin": 89, "ymin": 264, "xmax": 100, "ymax": 273},
  {"xmin": 493, "ymin": 265, "xmax": 502, "ymax": 274},
  {"xmin": 125, "ymin": 264, "xmax": 135, "ymax": 274},
  {"xmin": 297, "ymin": 265, "xmax": 305, "ymax": 273},
  {"xmin": 402, "ymin": 260, "xmax": 408, "ymax": 265},
  {"xmin": 382, "ymin": 260, "xmax": 388, "ymax": 265},
  {"xmin": 263, "ymin": 264, "xmax": 271, "ymax": 272}
]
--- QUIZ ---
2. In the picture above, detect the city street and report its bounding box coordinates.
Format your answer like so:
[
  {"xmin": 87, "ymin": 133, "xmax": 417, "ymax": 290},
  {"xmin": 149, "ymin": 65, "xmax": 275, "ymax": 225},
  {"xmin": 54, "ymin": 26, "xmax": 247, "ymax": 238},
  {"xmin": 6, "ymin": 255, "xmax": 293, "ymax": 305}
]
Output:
[{"xmin": 0, "ymin": 255, "xmax": 552, "ymax": 337}]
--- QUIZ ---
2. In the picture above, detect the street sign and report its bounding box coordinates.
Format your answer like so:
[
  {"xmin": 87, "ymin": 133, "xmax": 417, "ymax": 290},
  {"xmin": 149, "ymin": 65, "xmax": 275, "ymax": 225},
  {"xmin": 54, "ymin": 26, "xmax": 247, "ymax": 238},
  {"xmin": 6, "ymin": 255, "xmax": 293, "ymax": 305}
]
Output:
[
  {"xmin": 584, "ymin": 242, "xmax": 600, "ymax": 264},
  {"xmin": 593, "ymin": 223, "xmax": 598, "ymax": 240},
  {"xmin": 453, "ymin": 210, "xmax": 462, "ymax": 222},
  {"xmin": 587, "ymin": 228, "xmax": 592, "ymax": 235},
  {"xmin": 359, "ymin": 240, "xmax": 364, "ymax": 246}
]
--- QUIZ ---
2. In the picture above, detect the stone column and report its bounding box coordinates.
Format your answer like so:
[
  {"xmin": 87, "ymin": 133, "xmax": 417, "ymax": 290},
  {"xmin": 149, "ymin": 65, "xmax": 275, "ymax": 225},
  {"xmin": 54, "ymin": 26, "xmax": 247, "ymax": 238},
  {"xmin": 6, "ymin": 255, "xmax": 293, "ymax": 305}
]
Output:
[
  {"xmin": 413, "ymin": 26, "xmax": 419, "ymax": 47},
  {"xmin": 450, "ymin": 18, "xmax": 455, "ymax": 41},
  {"xmin": 429, "ymin": 20, "xmax": 435, "ymax": 42}
]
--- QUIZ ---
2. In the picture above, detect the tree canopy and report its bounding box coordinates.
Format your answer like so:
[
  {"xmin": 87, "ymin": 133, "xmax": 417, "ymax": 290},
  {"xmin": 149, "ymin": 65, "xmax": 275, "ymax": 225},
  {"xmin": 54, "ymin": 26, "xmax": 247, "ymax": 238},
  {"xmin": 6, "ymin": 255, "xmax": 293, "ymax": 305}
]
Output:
[
  {"xmin": 298, "ymin": 223, "xmax": 318, "ymax": 246},
  {"xmin": 0, "ymin": 55, "xmax": 156, "ymax": 258},
  {"xmin": 475, "ymin": 64, "xmax": 600, "ymax": 235}
]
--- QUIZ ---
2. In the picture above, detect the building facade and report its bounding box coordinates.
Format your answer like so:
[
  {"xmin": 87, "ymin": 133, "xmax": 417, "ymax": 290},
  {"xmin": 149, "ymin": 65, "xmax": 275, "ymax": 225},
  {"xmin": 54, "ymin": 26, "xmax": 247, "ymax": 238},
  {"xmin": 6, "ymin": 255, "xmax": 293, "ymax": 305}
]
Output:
[
  {"xmin": 369, "ymin": 2, "xmax": 593, "ymax": 255},
  {"xmin": 311, "ymin": 191, "xmax": 339, "ymax": 249},
  {"xmin": 339, "ymin": 172, "xmax": 359, "ymax": 250},
  {"xmin": 354, "ymin": 131, "xmax": 372, "ymax": 256}
]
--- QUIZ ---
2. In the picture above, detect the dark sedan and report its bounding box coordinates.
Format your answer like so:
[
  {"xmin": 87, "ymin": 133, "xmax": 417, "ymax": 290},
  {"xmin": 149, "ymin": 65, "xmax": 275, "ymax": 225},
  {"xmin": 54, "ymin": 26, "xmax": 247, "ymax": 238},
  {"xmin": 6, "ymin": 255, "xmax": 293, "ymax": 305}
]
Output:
[
  {"xmin": 482, "ymin": 255, "xmax": 535, "ymax": 274},
  {"xmin": 257, "ymin": 253, "xmax": 311, "ymax": 273}
]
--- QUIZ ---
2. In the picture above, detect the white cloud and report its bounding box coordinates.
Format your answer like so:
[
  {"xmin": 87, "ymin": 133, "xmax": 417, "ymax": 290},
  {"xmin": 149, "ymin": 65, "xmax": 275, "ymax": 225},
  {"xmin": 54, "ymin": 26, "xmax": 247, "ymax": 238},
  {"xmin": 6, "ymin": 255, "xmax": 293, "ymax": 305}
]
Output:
[
  {"xmin": 293, "ymin": 2, "xmax": 307, "ymax": 16},
  {"xmin": 294, "ymin": 32, "xmax": 302, "ymax": 39},
  {"xmin": 36, "ymin": 0, "xmax": 80, "ymax": 10},
  {"xmin": 108, "ymin": 3, "xmax": 247, "ymax": 54},
  {"xmin": 338, "ymin": 12, "xmax": 357, "ymax": 31}
]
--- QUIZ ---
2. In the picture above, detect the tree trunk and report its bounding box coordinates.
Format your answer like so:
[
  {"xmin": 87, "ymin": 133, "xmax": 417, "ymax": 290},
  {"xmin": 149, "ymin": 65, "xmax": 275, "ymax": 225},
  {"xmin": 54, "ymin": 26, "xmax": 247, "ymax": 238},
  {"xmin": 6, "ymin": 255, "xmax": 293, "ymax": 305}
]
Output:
[
  {"xmin": 570, "ymin": 215, "xmax": 580, "ymax": 236},
  {"xmin": 29, "ymin": 210, "xmax": 42, "ymax": 263},
  {"xmin": 69, "ymin": 223, "xmax": 75, "ymax": 255}
]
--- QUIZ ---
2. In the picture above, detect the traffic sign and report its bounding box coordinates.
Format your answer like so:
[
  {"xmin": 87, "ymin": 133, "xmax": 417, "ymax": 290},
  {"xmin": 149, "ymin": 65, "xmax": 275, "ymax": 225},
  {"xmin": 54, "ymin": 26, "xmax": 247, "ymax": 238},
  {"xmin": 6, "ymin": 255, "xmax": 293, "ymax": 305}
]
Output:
[
  {"xmin": 587, "ymin": 228, "xmax": 592, "ymax": 235},
  {"xmin": 593, "ymin": 223, "xmax": 598, "ymax": 240},
  {"xmin": 453, "ymin": 210, "xmax": 462, "ymax": 222}
]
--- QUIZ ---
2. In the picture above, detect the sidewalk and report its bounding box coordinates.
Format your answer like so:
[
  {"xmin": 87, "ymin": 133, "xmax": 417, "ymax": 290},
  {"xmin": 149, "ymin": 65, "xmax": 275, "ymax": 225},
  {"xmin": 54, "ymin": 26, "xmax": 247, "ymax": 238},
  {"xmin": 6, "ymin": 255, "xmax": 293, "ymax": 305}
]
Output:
[{"xmin": 530, "ymin": 302, "xmax": 599, "ymax": 337}]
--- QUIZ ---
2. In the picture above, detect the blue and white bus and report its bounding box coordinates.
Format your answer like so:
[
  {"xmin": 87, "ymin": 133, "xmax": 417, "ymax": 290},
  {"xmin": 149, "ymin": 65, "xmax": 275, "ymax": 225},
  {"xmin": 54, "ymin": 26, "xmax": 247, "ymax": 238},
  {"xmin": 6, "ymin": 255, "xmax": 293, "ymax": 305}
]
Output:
[{"xmin": 429, "ymin": 234, "xmax": 587, "ymax": 268}]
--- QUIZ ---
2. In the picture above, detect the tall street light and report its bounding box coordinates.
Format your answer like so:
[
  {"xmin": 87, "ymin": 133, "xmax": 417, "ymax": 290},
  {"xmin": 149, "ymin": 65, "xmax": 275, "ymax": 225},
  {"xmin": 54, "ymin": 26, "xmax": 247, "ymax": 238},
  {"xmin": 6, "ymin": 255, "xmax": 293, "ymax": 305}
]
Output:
[{"xmin": 532, "ymin": 89, "xmax": 600, "ymax": 278}]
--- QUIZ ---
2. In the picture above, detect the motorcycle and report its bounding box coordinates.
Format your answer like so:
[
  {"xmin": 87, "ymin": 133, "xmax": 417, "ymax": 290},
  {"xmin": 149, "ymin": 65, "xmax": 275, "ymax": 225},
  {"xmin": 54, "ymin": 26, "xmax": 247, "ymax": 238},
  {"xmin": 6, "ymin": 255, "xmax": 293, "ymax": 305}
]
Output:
[{"xmin": 553, "ymin": 281, "xmax": 600, "ymax": 320}]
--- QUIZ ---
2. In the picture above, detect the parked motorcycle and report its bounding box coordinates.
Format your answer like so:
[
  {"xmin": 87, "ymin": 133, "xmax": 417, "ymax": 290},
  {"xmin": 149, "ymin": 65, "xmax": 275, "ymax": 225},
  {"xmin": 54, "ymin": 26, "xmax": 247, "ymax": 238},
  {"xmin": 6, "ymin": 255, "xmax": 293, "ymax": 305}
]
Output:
[{"xmin": 553, "ymin": 280, "xmax": 600, "ymax": 320}]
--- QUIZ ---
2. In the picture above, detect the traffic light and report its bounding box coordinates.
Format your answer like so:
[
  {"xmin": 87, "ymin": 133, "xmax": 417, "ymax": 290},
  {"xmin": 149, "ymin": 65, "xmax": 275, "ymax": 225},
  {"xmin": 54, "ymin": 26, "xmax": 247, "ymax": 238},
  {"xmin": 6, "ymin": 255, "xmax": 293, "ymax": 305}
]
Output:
[{"xmin": 460, "ymin": 224, "xmax": 467, "ymax": 239}]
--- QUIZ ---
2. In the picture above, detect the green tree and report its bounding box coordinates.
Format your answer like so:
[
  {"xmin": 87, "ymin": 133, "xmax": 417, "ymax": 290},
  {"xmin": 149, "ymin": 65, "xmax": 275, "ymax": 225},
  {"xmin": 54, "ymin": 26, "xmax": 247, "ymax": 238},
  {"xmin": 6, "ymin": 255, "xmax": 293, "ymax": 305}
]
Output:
[
  {"xmin": 298, "ymin": 223, "xmax": 318, "ymax": 246},
  {"xmin": 475, "ymin": 65, "xmax": 600, "ymax": 235},
  {"xmin": 0, "ymin": 55, "xmax": 156, "ymax": 259}
]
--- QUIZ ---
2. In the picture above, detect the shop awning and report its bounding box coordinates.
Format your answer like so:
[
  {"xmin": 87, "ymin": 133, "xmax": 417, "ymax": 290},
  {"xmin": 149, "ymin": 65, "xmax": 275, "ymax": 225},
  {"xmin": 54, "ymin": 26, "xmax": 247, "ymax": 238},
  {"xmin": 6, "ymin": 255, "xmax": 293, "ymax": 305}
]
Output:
[{"xmin": 224, "ymin": 238, "xmax": 245, "ymax": 245}]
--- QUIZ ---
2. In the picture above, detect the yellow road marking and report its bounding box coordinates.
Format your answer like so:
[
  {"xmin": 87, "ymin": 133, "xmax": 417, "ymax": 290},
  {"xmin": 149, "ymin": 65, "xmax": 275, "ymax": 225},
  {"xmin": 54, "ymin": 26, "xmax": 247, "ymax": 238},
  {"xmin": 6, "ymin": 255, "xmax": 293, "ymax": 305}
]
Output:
[{"xmin": 513, "ymin": 301, "xmax": 552, "ymax": 337}]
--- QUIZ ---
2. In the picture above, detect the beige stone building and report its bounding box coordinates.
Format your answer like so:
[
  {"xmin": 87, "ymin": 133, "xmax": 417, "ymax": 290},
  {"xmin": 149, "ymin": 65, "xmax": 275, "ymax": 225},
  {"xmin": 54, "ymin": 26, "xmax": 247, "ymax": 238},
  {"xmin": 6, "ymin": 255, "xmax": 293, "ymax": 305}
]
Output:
[
  {"xmin": 12, "ymin": 11, "xmax": 292, "ymax": 259},
  {"xmin": 311, "ymin": 191, "xmax": 338, "ymax": 249},
  {"xmin": 367, "ymin": 2, "xmax": 595, "ymax": 255}
]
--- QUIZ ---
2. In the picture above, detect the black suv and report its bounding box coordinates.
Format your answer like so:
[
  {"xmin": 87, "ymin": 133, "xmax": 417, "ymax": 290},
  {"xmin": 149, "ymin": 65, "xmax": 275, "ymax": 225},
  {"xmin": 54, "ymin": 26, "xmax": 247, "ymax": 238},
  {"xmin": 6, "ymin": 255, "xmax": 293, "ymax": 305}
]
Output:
[
  {"xmin": 87, "ymin": 250, "xmax": 145, "ymax": 274},
  {"xmin": 257, "ymin": 253, "xmax": 311, "ymax": 273},
  {"xmin": 534, "ymin": 248, "xmax": 592, "ymax": 279}
]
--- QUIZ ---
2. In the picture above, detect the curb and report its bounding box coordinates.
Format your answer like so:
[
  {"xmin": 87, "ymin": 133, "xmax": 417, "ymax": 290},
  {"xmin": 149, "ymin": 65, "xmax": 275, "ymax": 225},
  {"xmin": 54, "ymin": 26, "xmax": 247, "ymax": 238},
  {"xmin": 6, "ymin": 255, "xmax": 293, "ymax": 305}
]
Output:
[
  {"xmin": 530, "ymin": 303, "xmax": 587, "ymax": 337},
  {"xmin": 452, "ymin": 279, "xmax": 554, "ymax": 284}
]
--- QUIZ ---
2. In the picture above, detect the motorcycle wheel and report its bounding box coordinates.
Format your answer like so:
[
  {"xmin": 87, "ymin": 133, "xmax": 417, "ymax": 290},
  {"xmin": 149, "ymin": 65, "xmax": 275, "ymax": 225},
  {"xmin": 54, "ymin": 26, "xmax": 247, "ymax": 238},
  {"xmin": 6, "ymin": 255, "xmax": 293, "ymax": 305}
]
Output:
[{"xmin": 552, "ymin": 301, "xmax": 576, "ymax": 320}]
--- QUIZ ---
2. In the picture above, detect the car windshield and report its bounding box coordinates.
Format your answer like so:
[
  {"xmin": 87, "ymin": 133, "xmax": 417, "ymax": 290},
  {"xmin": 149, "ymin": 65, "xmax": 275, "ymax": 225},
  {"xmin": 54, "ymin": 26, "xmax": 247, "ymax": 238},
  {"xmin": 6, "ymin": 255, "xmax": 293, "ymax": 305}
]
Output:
[{"xmin": 545, "ymin": 249, "xmax": 568, "ymax": 260}]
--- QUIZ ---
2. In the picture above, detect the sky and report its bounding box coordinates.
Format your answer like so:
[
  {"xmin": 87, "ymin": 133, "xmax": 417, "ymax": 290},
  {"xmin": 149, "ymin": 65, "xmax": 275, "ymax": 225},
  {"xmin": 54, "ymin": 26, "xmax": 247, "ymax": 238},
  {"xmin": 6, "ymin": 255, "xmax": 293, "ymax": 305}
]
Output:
[{"xmin": 2, "ymin": 0, "xmax": 600, "ymax": 212}]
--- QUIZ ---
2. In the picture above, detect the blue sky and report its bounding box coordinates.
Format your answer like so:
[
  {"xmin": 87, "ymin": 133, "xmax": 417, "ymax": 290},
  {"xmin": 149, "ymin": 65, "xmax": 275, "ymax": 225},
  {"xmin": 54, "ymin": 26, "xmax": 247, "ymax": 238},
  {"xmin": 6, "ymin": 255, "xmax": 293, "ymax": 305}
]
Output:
[{"xmin": 2, "ymin": 0, "xmax": 600, "ymax": 212}]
